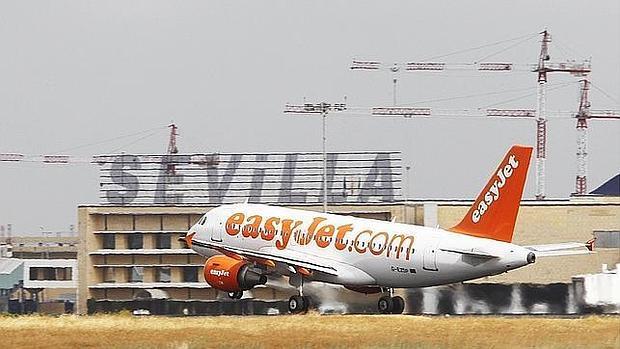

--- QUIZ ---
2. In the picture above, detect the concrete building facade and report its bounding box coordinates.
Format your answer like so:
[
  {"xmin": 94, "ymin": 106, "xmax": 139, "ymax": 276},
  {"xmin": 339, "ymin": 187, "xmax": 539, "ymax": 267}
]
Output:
[{"xmin": 77, "ymin": 197, "xmax": 620, "ymax": 314}]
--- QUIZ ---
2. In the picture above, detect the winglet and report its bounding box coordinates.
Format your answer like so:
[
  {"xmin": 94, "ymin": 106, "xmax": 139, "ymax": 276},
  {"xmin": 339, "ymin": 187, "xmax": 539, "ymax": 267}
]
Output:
[
  {"xmin": 450, "ymin": 145, "xmax": 533, "ymax": 243},
  {"xmin": 585, "ymin": 237, "xmax": 596, "ymax": 252}
]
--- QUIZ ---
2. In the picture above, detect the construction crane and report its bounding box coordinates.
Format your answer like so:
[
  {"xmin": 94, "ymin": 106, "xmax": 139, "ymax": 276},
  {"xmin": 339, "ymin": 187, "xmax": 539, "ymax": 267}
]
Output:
[
  {"xmin": 574, "ymin": 79, "xmax": 620, "ymax": 195},
  {"xmin": 351, "ymin": 60, "xmax": 530, "ymax": 106},
  {"xmin": 352, "ymin": 30, "xmax": 592, "ymax": 200},
  {"xmin": 0, "ymin": 124, "xmax": 175, "ymax": 166},
  {"xmin": 532, "ymin": 30, "xmax": 591, "ymax": 199},
  {"xmin": 166, "ymin": 123, "xmax": 179, "ymax": 175}
]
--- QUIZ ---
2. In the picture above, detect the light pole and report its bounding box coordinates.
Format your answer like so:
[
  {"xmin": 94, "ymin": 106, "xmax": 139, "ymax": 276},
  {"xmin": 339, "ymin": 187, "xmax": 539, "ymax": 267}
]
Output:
[
  {"xmin": 284, "ymin": 102, "xmax": 347, "ymax": 212},
  {"xmin": 405, "ymin": 165, "xmax": 412, "ymax": 200},
  {"xmin": 321, "ymin": 106, "xmax": 327, "ymax": 213}
]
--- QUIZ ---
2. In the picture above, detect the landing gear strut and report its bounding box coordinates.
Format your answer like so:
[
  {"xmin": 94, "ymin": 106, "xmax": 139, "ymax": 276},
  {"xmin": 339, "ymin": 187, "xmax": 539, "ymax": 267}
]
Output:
[
  {"xmin": 288, "ymin": 275, "xmax": 312, "ymax": 314},
  {"xmin": 378, "ymin": 289, "xmax": 405, "ymax": 314},
  {"xmin": 288, "ymin": 295, "xmax": 310, "ymax": 313}
]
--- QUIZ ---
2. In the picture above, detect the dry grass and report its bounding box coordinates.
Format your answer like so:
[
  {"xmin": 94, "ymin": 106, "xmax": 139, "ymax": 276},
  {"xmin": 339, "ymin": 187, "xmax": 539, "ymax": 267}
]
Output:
[{"xmin": 0, "ymin": 313, "xmax": 618, "ymax": 349}]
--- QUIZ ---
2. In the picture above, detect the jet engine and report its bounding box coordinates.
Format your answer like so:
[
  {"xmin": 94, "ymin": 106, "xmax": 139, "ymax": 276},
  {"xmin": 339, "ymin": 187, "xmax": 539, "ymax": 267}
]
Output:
[{"xmin": 203, "ymin": 255, "xmax": 267, "ymax": 292}]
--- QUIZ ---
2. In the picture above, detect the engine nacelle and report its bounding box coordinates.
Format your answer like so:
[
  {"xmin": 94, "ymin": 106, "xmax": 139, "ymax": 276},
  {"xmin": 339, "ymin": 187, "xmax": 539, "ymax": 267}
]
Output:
[{"xmin": 204, "ymin": 255, "xmax": 267, "ymax": 292}]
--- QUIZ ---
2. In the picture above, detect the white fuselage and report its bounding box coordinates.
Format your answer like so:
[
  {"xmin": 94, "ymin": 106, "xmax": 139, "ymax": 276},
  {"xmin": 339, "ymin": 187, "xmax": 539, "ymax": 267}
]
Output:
[{"xmin": 190, "ymin": 204, "xmax": 533, "ymax": 288}]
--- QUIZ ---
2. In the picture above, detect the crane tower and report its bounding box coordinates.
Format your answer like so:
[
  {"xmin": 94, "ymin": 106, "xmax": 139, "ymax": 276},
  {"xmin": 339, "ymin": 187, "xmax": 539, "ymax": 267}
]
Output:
[
  {"xmin": 533, "ymin": 30, "xmax": 590, "ymax": 199},
  {"xmin": 574, "ymin": 79, "xmax": 620, "ymax": 195}
]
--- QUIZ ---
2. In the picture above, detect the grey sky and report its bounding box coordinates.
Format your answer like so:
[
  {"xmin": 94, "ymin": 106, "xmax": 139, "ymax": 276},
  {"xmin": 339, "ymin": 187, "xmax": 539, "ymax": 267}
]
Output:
[{"xmin": 1, "ymin": 1, "xmax": 619, "ymax": 234}]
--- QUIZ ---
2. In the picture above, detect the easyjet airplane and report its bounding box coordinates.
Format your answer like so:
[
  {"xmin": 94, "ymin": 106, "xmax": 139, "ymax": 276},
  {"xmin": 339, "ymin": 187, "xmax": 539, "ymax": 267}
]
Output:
[{"xmin": 182, "ymin": 145, "xmax": 593, "ymax": 314}]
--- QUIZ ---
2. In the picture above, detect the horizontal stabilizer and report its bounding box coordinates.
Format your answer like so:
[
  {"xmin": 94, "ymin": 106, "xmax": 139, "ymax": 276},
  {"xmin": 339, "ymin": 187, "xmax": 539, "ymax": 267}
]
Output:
[{"xmin": 525, "ymin": 241, "xmax": 593, "ymax": 257}]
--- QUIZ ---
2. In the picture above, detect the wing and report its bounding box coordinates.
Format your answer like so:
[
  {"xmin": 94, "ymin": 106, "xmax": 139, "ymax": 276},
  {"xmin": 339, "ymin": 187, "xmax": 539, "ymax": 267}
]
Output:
[
  {"xmin": 190, "ymin": 238, "xmax": 375, "ymax": 285},
  {"xmin": 524, "ymin": 239, "xmax": 595, "ymax": 257}
]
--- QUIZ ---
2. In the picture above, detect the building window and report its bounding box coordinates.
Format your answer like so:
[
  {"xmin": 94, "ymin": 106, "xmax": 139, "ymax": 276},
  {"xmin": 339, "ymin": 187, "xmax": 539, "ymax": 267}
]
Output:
[
  {"xmin": 102, "ymin": 234, "xmax": 115, "ymax": 249},
  {"xmin": 129, "ymin": 266, "xmax": 144, "ymax": 282},
  {"xmin": 156, "ymin": 234, "xmax": 171, "ymax": 249},
  {"xmin": 183, "ymin": 266, "xmax": 198, "ymax": 282},
  {"xmin": 28, "ymin": 267, "xmax": 72, "ymax": 281},
  {"xmin": 593, "ymin": 230, "xmax": 620, "ymax": 248},
  {"xmin": 56, "ymin": 267, "xmax": 72, "ymax": 281},
  {"xmin": 103, "ymin": 267, "xmax": 115, "ymax": 283},
  {"xmin": 156, "ymin": 267, "xmax": 171, "ymax": 283},
  {"xmin": 127, "ymin": 234, "xmax": 143, "ymax": 249}
]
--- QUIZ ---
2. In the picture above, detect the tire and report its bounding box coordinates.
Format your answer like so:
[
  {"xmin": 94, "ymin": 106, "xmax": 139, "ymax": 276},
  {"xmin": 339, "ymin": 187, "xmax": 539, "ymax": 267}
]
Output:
[
  {"xmin": 378, "ymin": 296, "xmax": 394, "ymax": 314},
  {"xmin": 391, "ymin": 296, "xmax": 405, "ymax": 314},
  {"xmin": 301, "ymin": 296, "xmax": 312, "ymax": 311},
  {"xmin": 229, "ymin": 291, "xmax": 243, "ymax": 300},
  {"xmin": 289, "ymin": 295, "xmax": 306, "ymax": 314}
]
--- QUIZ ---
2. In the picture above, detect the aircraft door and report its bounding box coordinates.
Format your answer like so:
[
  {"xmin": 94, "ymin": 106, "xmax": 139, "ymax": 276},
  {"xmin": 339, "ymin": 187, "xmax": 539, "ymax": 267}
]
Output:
[
  {"xmin": 423, "ymin": 236, "xmax": 439, "ymax": 271},
  {"xmin": 210, "ymin": 218, "xmax": 222, "ymax": 242}
]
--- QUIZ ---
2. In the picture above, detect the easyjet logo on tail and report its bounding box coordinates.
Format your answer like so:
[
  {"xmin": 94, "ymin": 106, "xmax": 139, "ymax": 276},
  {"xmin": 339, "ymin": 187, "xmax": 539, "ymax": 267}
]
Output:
[
  {"xmin": 472, "ymin": 154, "xmax": 519, "ymax": 223},
  {"xmin": 450, "ymin": 145, "xmax": 532, "ymax": 243}
]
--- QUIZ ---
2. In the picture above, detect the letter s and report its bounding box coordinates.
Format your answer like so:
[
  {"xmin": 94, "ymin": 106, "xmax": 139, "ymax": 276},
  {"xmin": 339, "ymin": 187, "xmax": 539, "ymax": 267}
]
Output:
[
  {"xmin": 484, "ymin": 192, "xmax": 493, "ymax": 205},
  {"xmin": 106, "ymin": 155, "xmax": 140, "ymax": 205}
]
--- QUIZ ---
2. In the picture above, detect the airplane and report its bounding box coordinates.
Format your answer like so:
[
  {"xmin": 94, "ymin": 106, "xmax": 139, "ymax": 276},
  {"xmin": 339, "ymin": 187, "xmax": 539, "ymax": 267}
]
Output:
[{"xmin": 181, "ymin": 145, "xmax": 594, "ymax": 314}]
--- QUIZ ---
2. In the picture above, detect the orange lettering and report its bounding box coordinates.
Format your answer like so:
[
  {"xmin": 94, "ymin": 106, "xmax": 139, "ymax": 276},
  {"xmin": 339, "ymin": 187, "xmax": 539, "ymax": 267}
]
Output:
[
  {"xmin": 369, "ymin": 232, "xmax": 388, "ymax": 256},
  {"xmin": 354, "ymin": 230, "xmax": 372, "ymax": 253},
  {"xmin": 262, "ymin": 217, "xmax": 280, "ymax": 241},
  {"xmin": 299, "ymin": 217, "xmax": 326, "ymax": 245},
  {"xmin": 334, "ymin": 224, "xmax": 353, "ymax": 250},
  {"xmin": 225, "ymin": 213, "xmax": 245, "ymax": 236},
  {"xmin": 315, "ymin": 225, "xmax": 335, "ymax": 248},
  {"xmin": 276, "ymin": 219, "xmax": 302, "ymax": 250},
  {"xmin": 387, "ymin": 234, "xmax": 415, "ymax": 260},
  {"xmin": 242, "ymin": 215, "xmax": 262, "ymax": 238}
]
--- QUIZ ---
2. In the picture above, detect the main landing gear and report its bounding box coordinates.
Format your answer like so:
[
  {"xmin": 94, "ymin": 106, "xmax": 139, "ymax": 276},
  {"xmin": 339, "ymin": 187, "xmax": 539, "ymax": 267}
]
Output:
[
  {"xmin": 288, "ymin": 295, "xmax": 311, "ymax": 314},
  {"xmin": 288, "ymin": 275, "xmax": 312, "ymax": 314},
  {"xmin": 378, "ymin": 289, "xmax": 405, "ymax": 314},
  {"xmin": 228, "ymin": 291, "xmax": 243, "ymax": 300}
]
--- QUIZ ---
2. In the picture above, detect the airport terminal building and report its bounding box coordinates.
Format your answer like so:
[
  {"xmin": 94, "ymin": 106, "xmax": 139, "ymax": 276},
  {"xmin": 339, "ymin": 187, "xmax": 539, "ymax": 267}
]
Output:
[{"xmin": 76, "ymin": 152, "xmax": 620, "ymax": 314}]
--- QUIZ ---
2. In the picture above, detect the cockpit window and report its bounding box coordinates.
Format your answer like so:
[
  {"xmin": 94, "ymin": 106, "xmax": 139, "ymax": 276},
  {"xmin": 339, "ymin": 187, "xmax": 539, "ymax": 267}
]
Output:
[{"xmin": 198, "ymin": 215, "xmax": 207, "ymax": 225}]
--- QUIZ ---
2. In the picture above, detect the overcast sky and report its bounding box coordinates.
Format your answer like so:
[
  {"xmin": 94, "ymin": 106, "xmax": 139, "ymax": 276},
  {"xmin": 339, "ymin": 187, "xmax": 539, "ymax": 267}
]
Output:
[{"xmin": 1, "ymin": 1, "xmax": 618, "ymax": 234}]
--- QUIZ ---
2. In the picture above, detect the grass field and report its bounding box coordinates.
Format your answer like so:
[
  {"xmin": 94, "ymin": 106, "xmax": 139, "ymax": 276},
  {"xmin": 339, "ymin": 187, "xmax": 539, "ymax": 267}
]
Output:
[{"xmin": 1, "ymin": 313, "xmax": 618, "ymax": 349}]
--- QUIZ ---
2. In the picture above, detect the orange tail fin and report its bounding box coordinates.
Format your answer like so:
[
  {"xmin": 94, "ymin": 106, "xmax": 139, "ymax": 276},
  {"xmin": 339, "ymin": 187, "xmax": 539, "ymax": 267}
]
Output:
[{"xmin": 450, "ymin": 145, "xmax": 533, "ymax": 243}]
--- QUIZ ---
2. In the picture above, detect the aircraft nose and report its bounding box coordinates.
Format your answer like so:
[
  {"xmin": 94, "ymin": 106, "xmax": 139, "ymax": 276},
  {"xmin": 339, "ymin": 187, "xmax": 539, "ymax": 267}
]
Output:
[
  {"xmin": 526, "ymin": 252, "xmax": 536, "ymax": 264},
  {"xmin": 181, "ymin": 231, "xmax": 196, "ymax": 248}
]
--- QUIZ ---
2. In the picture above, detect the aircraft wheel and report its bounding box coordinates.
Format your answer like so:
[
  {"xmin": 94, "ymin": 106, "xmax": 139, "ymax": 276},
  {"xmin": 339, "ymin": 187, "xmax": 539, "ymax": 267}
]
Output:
[
  {"xmin": 391, "ymin": 296, "xmax": 405, "ymax": 314},
  {"xmin": 229, "ymin": 291, "xmax": 243, "ymax": 300},
  {"xmin": 301, "ymin": 296, "xmax": 312, "ymax": 311},
  {"xmin": 289, "ymin": 295, "xmax": 307, "ymax": 314},
  {"xmin": 378, "ymin": 296, "xmax": 394, "ymax": 314}
]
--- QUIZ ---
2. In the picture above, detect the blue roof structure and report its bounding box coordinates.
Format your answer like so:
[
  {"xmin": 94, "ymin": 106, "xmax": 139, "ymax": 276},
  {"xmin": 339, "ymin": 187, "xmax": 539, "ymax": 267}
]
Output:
[
  {"xmin": 590, "ymin": 174, "xmax": 620, "ymax": 196},
  {"xmin": 0, "ymin": 258, "xmax": 23, "ymax": 290}
]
